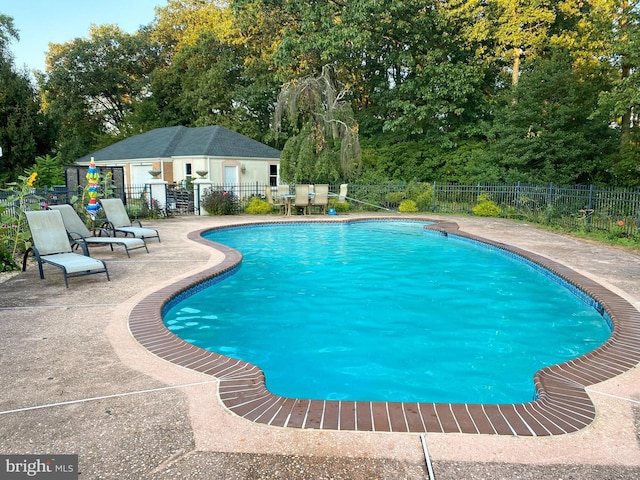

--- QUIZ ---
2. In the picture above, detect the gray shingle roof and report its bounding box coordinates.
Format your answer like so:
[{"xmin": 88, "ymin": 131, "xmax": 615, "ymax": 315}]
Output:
[{"xmin": 76, "ymin": 125, "xmax": 280, "ymax": 162}]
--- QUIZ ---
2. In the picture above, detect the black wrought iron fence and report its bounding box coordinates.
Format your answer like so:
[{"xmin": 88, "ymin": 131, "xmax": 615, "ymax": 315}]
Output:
[
  {"xmin": 0, "ymin": 183, "xmax": 195, "ymax": 218},
  {"xmin": 427, "ymin": 182, "xmax": 640, "ymax": 237},
  {"xmin": 2, "ymin": 181, "xmax": 639, "ymax": 237}
]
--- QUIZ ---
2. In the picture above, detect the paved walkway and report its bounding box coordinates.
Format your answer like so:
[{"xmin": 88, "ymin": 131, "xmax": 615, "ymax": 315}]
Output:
[{"xmin": 1, "ymin": 214, "xmax": 639, "ymax": 479}]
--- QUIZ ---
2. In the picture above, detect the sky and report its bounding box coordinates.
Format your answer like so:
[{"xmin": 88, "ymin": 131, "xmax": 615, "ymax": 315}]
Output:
[{"xmin": 2, "ymin": 0, "xmax": 166, "ymax": 73}]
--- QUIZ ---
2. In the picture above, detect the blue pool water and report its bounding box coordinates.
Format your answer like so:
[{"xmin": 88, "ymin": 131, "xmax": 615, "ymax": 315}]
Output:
[{"xmin": 163, "ymin": 221, "xmax": 611, "ymax": 404}]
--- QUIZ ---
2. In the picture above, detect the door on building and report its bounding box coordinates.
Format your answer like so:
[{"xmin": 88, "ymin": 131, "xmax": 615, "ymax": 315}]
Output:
[{"xmin": 224, "ymin": 165, "xmax": 238, "ymax": 192}]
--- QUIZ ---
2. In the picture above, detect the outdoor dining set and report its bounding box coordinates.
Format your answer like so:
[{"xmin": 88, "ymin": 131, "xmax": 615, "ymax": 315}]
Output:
[{"xmin": 265, "ymin": 184, "xmax": 347, "ymax": 216}]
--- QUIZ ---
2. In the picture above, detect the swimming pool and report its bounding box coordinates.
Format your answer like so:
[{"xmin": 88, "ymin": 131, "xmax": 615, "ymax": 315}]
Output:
[{"xmin": 162, "ymin": 220, "xmax": 610, "ymax": 405}]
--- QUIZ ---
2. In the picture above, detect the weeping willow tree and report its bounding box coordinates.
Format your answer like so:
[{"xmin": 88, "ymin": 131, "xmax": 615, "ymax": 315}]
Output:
[{"xmin": 273, "ymin": 65, "xmax": 361, "ymax": 183}]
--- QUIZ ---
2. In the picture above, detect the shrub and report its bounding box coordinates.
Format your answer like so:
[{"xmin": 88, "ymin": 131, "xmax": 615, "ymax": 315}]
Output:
[
  {"xmin": 1, "ymin": 172, "xmax": 41, "ymax": 270},
  {"xmin": 609, "ymin": 219, "xmax": 632, "ymax": 239},
  {"xmin": 398, "ymin": 199, "xmax": 418, "ymax": 213},
  {"xmin": 245, "ymin": 197, "xmax": 274, "ymax": 214},
  {"xmin": 201, "ymin": 189, "xmax": 239, "ymax": 215},
  {"xmin": 388, "ymin": 191, "xmax": 406, "ymax": 205},
  {"xmin": 334, "ymin": 201, "xmax": 349, "ymax": 212},
  {"xmin": 415, "ymin": 191, "xmax": 434, "ymax": 211},
  {"xmin": 328, "ymin": 198, "xmax": 349, "ymax": 212},
  {"xmin": 472, "ymin": 193, "xmax": 501, "ymax": 217},
  {"xmin": 401, "ymin": 181, "xmax": 434, "ymax": 212},
  {"xmin": 0, "ymin": 248, "xmax": 18, "ymax": 272}
]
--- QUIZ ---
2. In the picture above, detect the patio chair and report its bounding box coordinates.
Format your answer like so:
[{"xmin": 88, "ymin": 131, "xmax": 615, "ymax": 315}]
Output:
[
  {"xmin": 294, "ymin": 184, "xmax": 311, "ymax": 215},
  {"xmin": 99, "ymin": 198, "xmax": 161, "ymax": 242},
  {"xmin": 277, "ymin": 184, "xmax": 290, "ymax": 198},
  {"xmin": 50, "ymin": 204, "xmax": 149, "ymax": 257},
  {"xmin": 310, "ymin": 184, "xmax": 329, "ymax": 214},
  {"xmin": 338, "ymin": 184, "xmax": 348, "ymax": 203},
  {"xmin": 23, "ymin": 210, "xmax": 110, "ymax": 287},
  {"xmin": 277, "ymin": 184, "xmax": 292, "ymax": 215},
  {"xmin": 264, "ymin": 185, "xmax": 284, "ymax": 214}
]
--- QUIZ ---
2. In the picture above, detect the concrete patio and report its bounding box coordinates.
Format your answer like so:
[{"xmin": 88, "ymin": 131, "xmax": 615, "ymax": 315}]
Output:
[{"xmin": 1, "ymin": 213, "xmax": 639, "ymax": 479}]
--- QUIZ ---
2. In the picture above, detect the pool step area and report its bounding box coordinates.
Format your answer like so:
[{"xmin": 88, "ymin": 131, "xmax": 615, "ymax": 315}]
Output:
[{"xmin": 216, "ymin": 374, "xmax": 594, "ymax": 435}]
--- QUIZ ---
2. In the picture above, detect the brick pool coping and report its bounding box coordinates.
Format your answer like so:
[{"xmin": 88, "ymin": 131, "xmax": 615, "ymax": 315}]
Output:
[{"xmin": 128, "ymin": 217, "xmax": 640, "ymax": 436}]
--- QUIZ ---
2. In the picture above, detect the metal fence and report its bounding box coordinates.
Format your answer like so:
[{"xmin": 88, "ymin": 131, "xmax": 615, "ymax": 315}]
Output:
[
  {"xmin": 427, "ymin": 182, "xmax": 640, "ymax": 236},
  {"xmin": 0, "ymin": 183, "xmax": 195, "ymax": 217},
  {"xmin": 315, "ymin": 182, "xmax": 640, "ymax": 237},
  {"xmin": 2, "ymin": 181, "xmax": 639, "ymax": 237}
]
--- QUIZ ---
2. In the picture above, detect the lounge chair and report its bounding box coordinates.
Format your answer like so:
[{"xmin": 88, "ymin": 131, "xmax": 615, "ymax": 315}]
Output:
[
  {"xmin": 99, "ymin": 198, "xmax": 160, "ymax": 242},
  {"xmin": 23, "ymin": 210, "xmax": 110, "ymax": 287},
  {"xmin": 310, "ymin": 184, "xmax": 329, "ymax": 214},
  {"xmin": 294, "ymin": 184, "xmax": 311, "ymax": 215},
  {"xmin": 50, "ymin": 204, "xmax": 148, "ymax": 257}
]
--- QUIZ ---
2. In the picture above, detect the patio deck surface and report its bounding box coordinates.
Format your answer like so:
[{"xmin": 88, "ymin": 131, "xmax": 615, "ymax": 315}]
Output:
[{"xmin": 1, "ymin": 213, "xmax": 639, "ymax": 479}]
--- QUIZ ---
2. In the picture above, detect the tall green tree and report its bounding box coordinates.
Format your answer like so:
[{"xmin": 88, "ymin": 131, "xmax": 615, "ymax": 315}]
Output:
[
  {"xmin": 274, "ymin": 65, "xmax": 361, "ymax": 183},
  {"xmin": 486, "ymin": 48, "xmax": 617, "ymax": 185},
  {"xmin": 264, "ymin": 1, "xmax": 493, "ymax": 144},
  {"xmin": 0, "ymin": 13, "xmax": 18, "ymax": 58},
  {"xmin": 149, "ymin": 30, "xmax": 280, "ymax": 140},
  {"xmin": 150, "ymin": 33, "xmax": 241, "ymax": 127},
  {"xmin": 43, "ymin": 25, "xmax": 159, "ymax": 161},
  {"xmin": 592, "ymin": 0, "xmax": 640, "ymax": 185},
  {"xmin": 151, "ymin": 0, "xmax": 235, "ymax": 54},
  {"xmin": 0, "ymin": 14, "xmax": 54, "ymax": 182},
  {"xmin": 147, "ymin": 0, "xmax": 281, "ymax": 141},
  {"xmin": 553, "ymin": 0, "xmax": 640, "ymax": 185},
  {"xmin": 491, "ymin": 0, "xmax": 556, "ymax": 86}
]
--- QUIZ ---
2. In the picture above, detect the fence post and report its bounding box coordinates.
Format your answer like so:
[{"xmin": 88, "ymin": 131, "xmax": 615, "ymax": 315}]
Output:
[
  {"xmin": 432, "ymin": 181, "xmax": 437, "ymax": 211},
  {"xmin": 587, "ymin": 184, "xmax": 594, "ymax": 230},
  {"xmin": 146, "ymin": 178, "xmax": 167, "ymax": 212},
  {"xmin": 193, "ymin": 178, "xmax": 212, "ymax": 215},
  {"xmin": 387, "ymin": 182, "xmax": 391, "ymax": 209},
  {"xmin": 516, "ymin": 181, "xmax": 521, "ymax": 211}
]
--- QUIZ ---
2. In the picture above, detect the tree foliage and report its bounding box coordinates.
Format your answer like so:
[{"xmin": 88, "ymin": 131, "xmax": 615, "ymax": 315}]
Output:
[
  {"xmin": 42, "ymin": 25, "xmax": 160, "ymax": 161},
  {"xmin": 151, "ymin": 0, "xmax": 236, "ymax": 54},
  {"xmin": 0, "ymin": 15, "xmax": 54, "ymax": 183},
  {"xmin": 2, "ymin": 1, "xmax": 640, "ymax": 186},
  {"xmin": 487, "ymin": 48, "xmax": 617, "ymax": 185},
  {"xmin": 274, "ymin": 65, "xmax": 361, "ymax": 182}
]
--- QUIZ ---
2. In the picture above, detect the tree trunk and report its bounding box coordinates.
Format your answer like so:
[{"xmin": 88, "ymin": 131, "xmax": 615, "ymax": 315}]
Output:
[{"xmin": 512, "ymin": 47, "xmax": 521, "ymax": 86}]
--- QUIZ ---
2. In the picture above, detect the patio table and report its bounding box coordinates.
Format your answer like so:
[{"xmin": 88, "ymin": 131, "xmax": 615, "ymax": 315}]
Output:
[{"xmin": 280, "ymin": 193, "xmax": 314, "ymax": 216}]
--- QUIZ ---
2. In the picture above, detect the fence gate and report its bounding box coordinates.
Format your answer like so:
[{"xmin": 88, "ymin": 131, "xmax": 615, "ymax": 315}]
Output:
[{"xmin": 166, "ymin": 184, "xmax": 194, "ymax": 215}]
